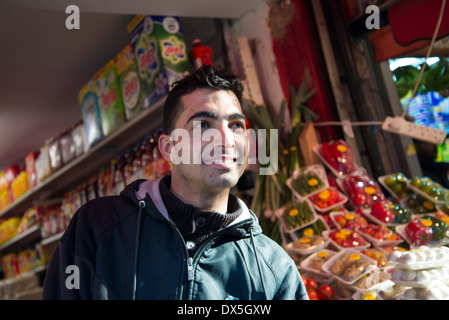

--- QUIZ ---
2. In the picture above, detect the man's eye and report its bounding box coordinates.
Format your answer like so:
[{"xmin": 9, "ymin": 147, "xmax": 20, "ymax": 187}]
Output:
[
  {"xmin": 193, "ymin": 121, "xmax": 210, "ymax": 129},
  {"xmin": 230, "ymin": 122, "xmax": 246, "ymax": 132}
]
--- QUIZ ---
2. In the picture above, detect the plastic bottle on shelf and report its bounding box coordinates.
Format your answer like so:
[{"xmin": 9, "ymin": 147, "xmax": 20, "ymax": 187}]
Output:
[
  {"xmin": 142, "ymin": 135, "xmax": 157, "ymax": 180},
  {"xmin": 123, "ymin": 147, "xmax": 136, "ymax": 185},
  {"xmin": 190, "ymin": 38, "xmax": 213, "ymax": 69},
  {"xmin": 97, "ymin": 166, "xmax": 108, "ymax": 197},
  {"xmin": 153, "ymin": 128, "xmax": 172, "ymax": 178},
  {"xmin": 114, "ymin": 155, "xmax": 126, "ymax": 195},
  {"xmin": 132, "ymin": 141, "xmax": 145, "ymax": 181},
  {"xmin": 106, "ymin": 158, "xmax": 117, "ymax": 196}
]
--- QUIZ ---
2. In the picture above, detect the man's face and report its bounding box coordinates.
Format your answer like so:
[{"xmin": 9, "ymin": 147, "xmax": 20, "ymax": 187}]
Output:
[{"xmin": 168, "ymin": 88, "xmax": 249, "ymax": 193}]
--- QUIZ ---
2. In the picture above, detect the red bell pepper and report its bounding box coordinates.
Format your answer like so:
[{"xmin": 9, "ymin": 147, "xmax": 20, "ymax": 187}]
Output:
[
  {"xmin": 405, "ymin": 219, "xmax": 433, "ymax": 246},
  {"xmin": 321, "ymin": 140, "xmax": 356, "ymax": 175}
]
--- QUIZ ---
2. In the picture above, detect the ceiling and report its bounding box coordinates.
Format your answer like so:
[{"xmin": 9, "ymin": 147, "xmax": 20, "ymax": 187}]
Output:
[{"xmin": 0, "ymin": 0, "xmax": 265, "ymax": 170}]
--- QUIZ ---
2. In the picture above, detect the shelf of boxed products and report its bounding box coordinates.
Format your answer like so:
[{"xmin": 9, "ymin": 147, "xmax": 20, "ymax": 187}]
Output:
[
  {"xmin": 280, "ymin": 140, "xmax": 449, "ymax": 300},
  {"xmin": 0, "ymin": 95, "xmax": 165, "ymax": 221}
]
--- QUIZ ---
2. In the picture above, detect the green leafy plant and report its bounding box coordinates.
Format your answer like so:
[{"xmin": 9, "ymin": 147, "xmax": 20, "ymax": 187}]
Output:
[{"xmin": 244, "ymin": 80, "xmax": 318, "ymax": 243}]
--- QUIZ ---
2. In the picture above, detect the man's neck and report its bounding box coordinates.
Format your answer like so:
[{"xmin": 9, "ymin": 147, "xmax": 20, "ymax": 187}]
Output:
[{"xmin": 170, "ymin": 175, "xmax": 230, "ymax": 214}]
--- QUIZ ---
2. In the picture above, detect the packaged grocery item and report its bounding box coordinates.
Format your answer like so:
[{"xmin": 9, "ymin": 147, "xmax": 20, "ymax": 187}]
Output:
[
  {"xmin": 285, "ymin": 217, "xmax": 330, "ymax": 255},
  {"xmin": 358, "ymin": 223, "xmax": 403, "ymax": 247},
  {"xmin": 387, "ymin": 246, "xmax": 449, "ymax": 270},
  {"xmin": 78, "ymin": 79, "xmax": 104, "ymax": 147},
  {"xmin": 153, "ymin": 15, "xmax": 191, "ymax": 85},
  {"xmin": 287, "ymin": 164, "xmax": 328, "ymax": 199},
  {"xmin": 378, "ymin": 172, "xmax": 412, "ymax": 200},
  {"xmin": 398, "ymin": 215, "xmax": 449, "ymax": 247},
  {"xmin": 18, "ymin": 248, "xmax": 43, "ymax": 274},
  {"xmin": 330, "ymin": 211, "xmax": 368, "ymax": 230},
  {"xmin": 11, "ymin": 171, "xmax": 29, "ymax": 201},
  {"xmin": 115, "ymin": 43, "xmax": 145, "ymax": 121},
  {"xmin": 127, "ymin": 15, "xmax": 191, "ymax": 108},
  {"xmin": 127, "ymin": 15, "xmax": 167, "ymax": 108},
  {"xmin": 403, "ymin": 193, "xmax": 437, "ymax": 214},
  {"xmin": 276, "ymin": 199, "xmax": 318, "ymax": 232},
  {"xmin": 1, "ymin": 253, "xmax": 19, "ymax": 279},
  {"xmin": 94, "ymin": 59, "xmax": 127, "ymax": 136},
  {"xmin": 358, "ymin": 200, "xmax": 412, "ymax": 226},
  {"xmin": 391, "ymin": 265, "xmax": 449, "ymax": 288},
  {"xmin": 25, "ymin": 151, "xmax": 40, "ymax": 189},
  {"xmin": 399, "ymin": 285, "xmax": 449, "ymax": 300},
  {"xmin": 47, "ymin": 136, "xmax": 63, "ymax": 171},
  {"xmin": 59, "ymin": 129, "xmax": 76, "ymax": 165},
  {"xmin": 313, "ymin": 140, "xmax": 358, "ymax": 176},
  {"xmin": 4, "ymin": 165, "xmax": 20, "ymax": 203},
  {"xmin": 190, "ymin": 38, "xmax": 213, "ymax": 69},
  {"xmin": 324, "ymin": 228, "xmax": 370, "ymax": 250},
  {"xmin": 71, "ymin": 120, "xmax": 87, "ymax": 157},
  {"xmin": 0, "ymin": 217, "xmax": 20, "ymax": 244},
  {"xmin": 17, "ymin": 206, "xmax": 42, "ymax": 234},
  {"xmin": 308, "ymin": 187, "xmax": 348, "ymax": 212},
  {"xmin": 339, "ymin": 173, "xmax": 385, "ymax": 208},
  {"xmin": 300, "ymin": 249, "xmax": 338, "ymax": 277},
  {"xmin": 408, "ymin": 176, "xmax": 449, "ymax": 204},
  {"xmin": 322, "ymin": 249, "xmax": 378, "ymax": 285}
]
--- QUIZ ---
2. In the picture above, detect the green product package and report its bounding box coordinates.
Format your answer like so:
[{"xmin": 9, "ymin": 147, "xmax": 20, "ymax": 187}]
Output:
[
  {"xmin": 127, "ymin": 15, "xmax": 191, "ymax": 108},
  {"xmin": 115, "ymin": 43, "xmax": 144, "ymax": 121},
  {"xmin": 127, "ymin": 15, "xmax": 167, "ymax": 108},
  {"xmin": 94, "ymin": 59, "xmax": 127, "ymax": 136},
  {"xmin": 78, "ymin": 79, "xmax": 104, "ymax": 148},
  {"xmin": 152, "ymin": 15, "xmax": 191, "ymax": 85}
]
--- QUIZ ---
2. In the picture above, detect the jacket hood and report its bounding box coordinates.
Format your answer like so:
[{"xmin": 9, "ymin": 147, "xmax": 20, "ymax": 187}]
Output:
[{"xmin": 120, "ymin": 178, "xmax": 263, "ymax": 238}]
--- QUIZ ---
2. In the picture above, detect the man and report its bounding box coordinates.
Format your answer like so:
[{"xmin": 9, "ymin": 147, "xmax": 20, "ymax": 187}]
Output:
[{"xmin": 42, "ymin": 65, "xmax": 308, "ymax": 300}]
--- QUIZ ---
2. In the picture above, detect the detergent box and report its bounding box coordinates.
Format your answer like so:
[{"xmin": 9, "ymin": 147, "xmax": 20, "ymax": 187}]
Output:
[
  {"xmin": 93, "ymin": 59, "xmax": 127, "ymax": 136},
  {"xmin": 78, "ymin": 79, "xmax": 103, "ymax": 148},
  {"xmin": 127, "ymin": 15, "xmax": 190, "ymax": 108},
  {"xmin": 115, "ymin": 43, "xmax": 144, "ymax": 121}
]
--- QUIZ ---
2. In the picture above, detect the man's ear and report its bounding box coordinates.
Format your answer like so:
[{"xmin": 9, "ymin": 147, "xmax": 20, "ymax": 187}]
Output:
[{"xmin": 158, "ymin": 134, "xmax": 173, "ymax": 162}]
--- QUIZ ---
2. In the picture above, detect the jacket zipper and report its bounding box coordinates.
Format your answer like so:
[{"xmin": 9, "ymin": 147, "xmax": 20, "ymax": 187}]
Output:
[{"xmin": 187, "ymin": 257, "xmax": 194, "ymax": 281}]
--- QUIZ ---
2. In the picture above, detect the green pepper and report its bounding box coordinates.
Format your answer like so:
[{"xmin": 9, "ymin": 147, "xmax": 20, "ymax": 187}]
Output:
[{"xmin": 421, "ymin": 215, "xmax": 449, "ymax": 241}]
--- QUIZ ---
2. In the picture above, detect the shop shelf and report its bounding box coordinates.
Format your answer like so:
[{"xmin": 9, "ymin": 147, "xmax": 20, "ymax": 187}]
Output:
[
  {"xmin": 0, "ymin": 97, "xmax": 165, "ymax": 220},
  {"xmin": 0, "ymin": 225, "xmax": 41, "ymax": 254}
]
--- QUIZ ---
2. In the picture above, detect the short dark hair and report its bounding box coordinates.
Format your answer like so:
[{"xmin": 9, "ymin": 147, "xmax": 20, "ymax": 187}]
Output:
[{"xmin": 163, "ymin": 64, "xmax": 244, "ymax": 134}]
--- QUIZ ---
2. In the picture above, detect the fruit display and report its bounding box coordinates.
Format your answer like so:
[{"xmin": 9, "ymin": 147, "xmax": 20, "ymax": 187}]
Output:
[
  {"xmin": 314, "ymin": 140, "xmax": 357, "ymax": 176},
  {"xmin": 322, "ymin": 249, "xmax": 377, "ymax": 284},
  {"xmin": 399, "ymin": 215, "xmax": 449, "ymax": 247},
  {"xmin": 302, "ymin": 275, "xmax": 335, "ymax": 300},
  {"xmin": 387, "ymin": 246, "xmax": 449, "ymax": 300},
  {"xmin": 326, "ymin": 229, "xmax": 369, "ymax": 249},
  {"xmin": 277, "ymin": 200, "xmax": 317, "ymax": 232},
  {"xmin": 287, "ymin": 165, "xmax": 327, "ymax": 199},
  {"xmin": 340, "ymin": 174, "xmax": 385, "ymax": 207},
  {"xmin": 404, "ymin": 193, "xmax": 437, "ymax": 214},
  {"xmin": 330, "ymin": 211, "xmax": 368, "ymax": 230},
  {"xmin": 379, "ymin": 172, "xmax": 411, "ymax": 199},
  {"xmin": 358, "ymin": 223, "xmax": 403, "ymax": 245},
  {"xmin": 309, "ymin": 187, "xmax": 348, "ymax": 212},
  {"xmin": 359, "ymin": 200, "xmax": 412, "ymax": 225},
  {"xmin": 409, "ymin": 176, "xmax": 449, "ymax": 203},
  {"xmin": 279, "ymin": 139, "xmax": 449, "ymax": 299}
]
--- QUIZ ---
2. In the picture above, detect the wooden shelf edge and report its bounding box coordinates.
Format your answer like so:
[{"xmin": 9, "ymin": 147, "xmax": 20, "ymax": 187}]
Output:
[{"xmin": 0, "ymin": 96, "xmax": 165, "ymax": 220}]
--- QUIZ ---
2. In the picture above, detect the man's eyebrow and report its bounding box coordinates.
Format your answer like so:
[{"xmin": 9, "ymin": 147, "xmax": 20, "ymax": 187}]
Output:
[{"xmin": 186, "ymin": 111, "xmax": 246, "ymax": 124}]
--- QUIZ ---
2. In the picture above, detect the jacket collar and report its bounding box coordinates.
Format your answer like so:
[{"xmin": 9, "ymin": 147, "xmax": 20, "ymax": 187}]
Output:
[{"xmin": 122, "ymin": 178, "xmax": 262, "ymax": 237}]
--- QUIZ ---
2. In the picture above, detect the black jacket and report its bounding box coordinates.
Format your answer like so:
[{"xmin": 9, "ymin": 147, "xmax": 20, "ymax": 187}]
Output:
[{"xmin": 42, "ymin": 178, "xmax": 308, "ymax": 300}]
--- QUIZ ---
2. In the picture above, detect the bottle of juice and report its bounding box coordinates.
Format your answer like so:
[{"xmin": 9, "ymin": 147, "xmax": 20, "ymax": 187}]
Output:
[
  {"xmin": 154, "ymin": 128, "xmax": 172, "ymax": 178},
  {"xmin": 114, "ymin": 155, "xmax": 126, "ymax": 194},
  {"xmin": 190, "ymin": 38, "xmax": 213, "ymax": 69},
  {"xmin": 131, "ymin": 141, "xmax": 145, "ymax": 180},
  {"xmin": 123, "ymin": 147, "xmax": 136, "ymax": 185},
  {"xmin": 142, "ymin": 135, "xmax": 157, "ymax": 180},
  {"xmin": 97, "ymin": 166, "xmax": 108, "ymax": 197}
]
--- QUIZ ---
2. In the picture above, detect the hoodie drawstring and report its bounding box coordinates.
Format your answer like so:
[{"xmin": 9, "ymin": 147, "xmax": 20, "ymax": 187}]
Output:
[
  {"xmin": 132, "ymin": 200, "xmax": 145, "ymax": 300},
  {"xmin": 249, "ymin": 227, "xmax": 268, "ymax": 300}
]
